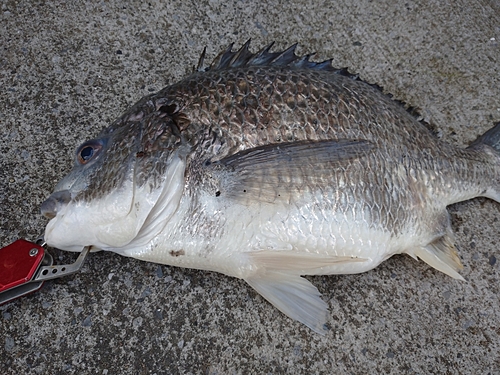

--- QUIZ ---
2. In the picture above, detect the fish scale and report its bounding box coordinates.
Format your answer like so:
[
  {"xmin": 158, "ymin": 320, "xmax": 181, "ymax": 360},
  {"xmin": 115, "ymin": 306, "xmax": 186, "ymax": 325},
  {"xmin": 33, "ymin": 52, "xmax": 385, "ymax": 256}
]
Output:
[{"xmin": 40, "ymin": 42, "xmax": 500, "ymax": 333}]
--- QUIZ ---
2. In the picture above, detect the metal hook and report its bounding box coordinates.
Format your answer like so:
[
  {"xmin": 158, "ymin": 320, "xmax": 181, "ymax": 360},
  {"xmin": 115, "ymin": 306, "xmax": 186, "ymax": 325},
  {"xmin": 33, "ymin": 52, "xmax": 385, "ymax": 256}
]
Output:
[{"xmin": 33, "ymin": 246, "xmax": 91, "ymax": 282}]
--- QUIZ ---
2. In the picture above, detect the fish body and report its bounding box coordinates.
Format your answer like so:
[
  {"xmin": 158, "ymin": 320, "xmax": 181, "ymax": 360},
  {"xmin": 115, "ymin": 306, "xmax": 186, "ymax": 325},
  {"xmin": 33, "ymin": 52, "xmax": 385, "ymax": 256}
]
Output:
[{"xmin": 41, "ymin": 42, "xmax": 500, "ymax": 333}]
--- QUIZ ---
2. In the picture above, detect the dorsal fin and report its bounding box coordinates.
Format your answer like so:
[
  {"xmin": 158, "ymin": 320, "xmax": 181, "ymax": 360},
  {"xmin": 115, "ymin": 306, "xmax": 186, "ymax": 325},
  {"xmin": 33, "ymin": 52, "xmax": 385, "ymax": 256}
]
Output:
[
  {"xmin": 195, "ymin": 46, "xmax": 207, "ymax": 72},
  {"xmin": 196, "ymin": 39, "xmax": 358, "ymax": 79},
  {"xmin": 193, "ymin": 41, "xmax": 435, "ymax": 133}
]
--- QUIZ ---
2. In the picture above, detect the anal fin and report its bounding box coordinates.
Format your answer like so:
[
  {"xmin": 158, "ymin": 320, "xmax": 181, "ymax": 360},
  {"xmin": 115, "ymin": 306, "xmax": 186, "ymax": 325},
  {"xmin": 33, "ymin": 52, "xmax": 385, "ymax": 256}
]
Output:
[
  {"xmin": 245, "ymin": 272, "xmax": 329, "ymax": 334},
  {"xmin": 413, "ymin": 234, "xmax": 465, "ymax": 281}
]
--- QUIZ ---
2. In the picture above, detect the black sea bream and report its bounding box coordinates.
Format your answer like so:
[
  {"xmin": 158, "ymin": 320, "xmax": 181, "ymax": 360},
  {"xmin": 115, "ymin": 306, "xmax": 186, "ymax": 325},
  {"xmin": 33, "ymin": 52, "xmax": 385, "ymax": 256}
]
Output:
[{"xmin": 41, "ymin": 42, "xmax": 500, "ymax": 333}]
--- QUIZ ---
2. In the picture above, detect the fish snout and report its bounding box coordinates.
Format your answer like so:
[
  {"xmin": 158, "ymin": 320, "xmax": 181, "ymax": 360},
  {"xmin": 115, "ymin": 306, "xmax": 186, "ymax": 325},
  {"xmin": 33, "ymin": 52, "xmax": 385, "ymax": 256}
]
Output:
[{"xmin": 41, "ymin": 190, "xmax": 72, "ymax": 219}]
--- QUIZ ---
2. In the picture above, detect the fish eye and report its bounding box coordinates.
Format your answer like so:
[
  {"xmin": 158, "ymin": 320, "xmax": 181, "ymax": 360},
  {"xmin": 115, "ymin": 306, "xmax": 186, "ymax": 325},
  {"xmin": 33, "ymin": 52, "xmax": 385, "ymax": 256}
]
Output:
[{"xmin": 76, "ymin": 139, "xmax": 104, "ymax": 165}]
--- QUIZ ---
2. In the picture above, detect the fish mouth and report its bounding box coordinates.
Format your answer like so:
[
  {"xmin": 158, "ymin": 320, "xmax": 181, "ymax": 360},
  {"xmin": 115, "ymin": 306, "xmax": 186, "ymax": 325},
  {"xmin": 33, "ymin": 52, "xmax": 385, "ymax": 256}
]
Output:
[{"xmin": 40, "ymin": 190, "xmax": 72, "ymax": 219}]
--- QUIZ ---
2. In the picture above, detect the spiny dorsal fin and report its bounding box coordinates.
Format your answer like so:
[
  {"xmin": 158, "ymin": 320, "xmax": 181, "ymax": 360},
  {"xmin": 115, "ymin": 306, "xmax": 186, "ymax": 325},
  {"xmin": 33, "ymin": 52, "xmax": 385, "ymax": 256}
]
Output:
[
  {"xmin": 196, "ymin": 39, "xmax": 358, "ymax": 79},
  {"xmin": 194, "ymin": 41, "xmax": 435, "ymax": 133},
  {"xmin": 195, "ymin": 46, "xmax": 207, "ymax": 72}
]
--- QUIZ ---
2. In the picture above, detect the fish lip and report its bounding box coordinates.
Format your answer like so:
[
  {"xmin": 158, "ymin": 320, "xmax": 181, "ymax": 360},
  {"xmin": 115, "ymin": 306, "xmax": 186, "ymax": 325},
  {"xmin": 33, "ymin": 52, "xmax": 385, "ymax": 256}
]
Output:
[{"xmin": 40, "ymin": 190, "xmax": 72, "ymax": 219}]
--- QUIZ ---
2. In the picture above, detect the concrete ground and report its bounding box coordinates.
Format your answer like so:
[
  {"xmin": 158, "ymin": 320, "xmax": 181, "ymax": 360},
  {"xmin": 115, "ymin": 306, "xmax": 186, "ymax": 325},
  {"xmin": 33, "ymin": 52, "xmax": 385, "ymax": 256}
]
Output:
[{"xmin": 1, "ymin": 0, "xmax": 499, "ymax": 373}]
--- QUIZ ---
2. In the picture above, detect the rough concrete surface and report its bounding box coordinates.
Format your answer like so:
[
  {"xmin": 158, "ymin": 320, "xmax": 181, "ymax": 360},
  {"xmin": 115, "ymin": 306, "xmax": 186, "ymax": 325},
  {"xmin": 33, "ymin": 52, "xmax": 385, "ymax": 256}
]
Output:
[{"xmin": 1, "ymin": 0, "xmax": 499, "ymax": 374}]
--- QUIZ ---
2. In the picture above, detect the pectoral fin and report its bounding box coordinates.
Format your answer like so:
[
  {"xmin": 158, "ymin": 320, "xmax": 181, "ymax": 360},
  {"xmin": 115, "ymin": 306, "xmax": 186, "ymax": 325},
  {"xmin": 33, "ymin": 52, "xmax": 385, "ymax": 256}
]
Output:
[
  {"xmin": 249, "ymin": 249, "xmax": 366, "ymax": 274},
  {"xmin": 207, "ymin": 139, "xmax": 373, "ymax": 203},
  {"xmin": 245, "ymin": 272, "xmax": 329, "ymax": 334},
  {"xmin": 219, "ymin": 139, "xmax": 373, "ymax": 168}
]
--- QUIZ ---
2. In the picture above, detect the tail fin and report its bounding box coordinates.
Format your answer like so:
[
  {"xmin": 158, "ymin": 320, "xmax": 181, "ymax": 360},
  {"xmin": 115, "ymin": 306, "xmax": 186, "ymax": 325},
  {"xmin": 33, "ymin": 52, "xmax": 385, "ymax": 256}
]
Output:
[
  {"xmin": 468, "ymin": 122, "xmax": 500, "ymax": 152},
  {"xmin": 468, "ymin": 122, "xmax": 500, "ymax": 203}
]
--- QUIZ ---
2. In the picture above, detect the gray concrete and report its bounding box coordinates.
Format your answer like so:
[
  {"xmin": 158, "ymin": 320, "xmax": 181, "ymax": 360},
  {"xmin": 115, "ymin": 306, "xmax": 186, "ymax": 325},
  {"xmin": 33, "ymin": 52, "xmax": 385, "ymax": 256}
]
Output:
[{"xmin": 1, "ymin": 0, "xmax": 499, "ymax": 373}]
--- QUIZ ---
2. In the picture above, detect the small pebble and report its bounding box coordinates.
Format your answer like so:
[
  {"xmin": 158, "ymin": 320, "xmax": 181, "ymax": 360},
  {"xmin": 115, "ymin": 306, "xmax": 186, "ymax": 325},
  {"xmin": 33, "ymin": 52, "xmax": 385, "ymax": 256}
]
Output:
[
  {"xmin": 489, "ymin": 255, "xmax": 496, "ymax": 266},
  {"xmin": 5, "ymin": 337, "xmax": 15, "ymax": 352},
  {"xmin": 82, "ymin": 315, "xmax": 92, "ymax": 327}
]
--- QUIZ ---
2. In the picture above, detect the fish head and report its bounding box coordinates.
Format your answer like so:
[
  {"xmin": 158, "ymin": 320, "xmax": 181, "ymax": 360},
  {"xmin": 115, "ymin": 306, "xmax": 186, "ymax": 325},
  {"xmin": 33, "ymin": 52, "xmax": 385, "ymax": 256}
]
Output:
[{"xmin": 41, "ymin": 102, "xmax": 189, "ymax": 253}]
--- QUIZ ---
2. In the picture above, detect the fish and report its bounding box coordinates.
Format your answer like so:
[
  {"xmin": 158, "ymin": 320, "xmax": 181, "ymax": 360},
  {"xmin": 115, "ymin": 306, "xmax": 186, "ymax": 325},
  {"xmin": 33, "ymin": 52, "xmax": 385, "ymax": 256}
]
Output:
[{"xmin": 40, "ymin": 41, "xmax": 500, "ymax": 333}]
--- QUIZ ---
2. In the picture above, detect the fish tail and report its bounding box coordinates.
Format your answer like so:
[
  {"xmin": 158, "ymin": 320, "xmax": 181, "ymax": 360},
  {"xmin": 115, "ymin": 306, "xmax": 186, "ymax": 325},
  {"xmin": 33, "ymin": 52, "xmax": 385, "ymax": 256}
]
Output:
[
  {"xmin": 468, "ymin": 122, "xmax": 500, "ymax": 153},
  {"xmin": 467, "ymin": 122, "xmax": 500, "ymax": 203}
]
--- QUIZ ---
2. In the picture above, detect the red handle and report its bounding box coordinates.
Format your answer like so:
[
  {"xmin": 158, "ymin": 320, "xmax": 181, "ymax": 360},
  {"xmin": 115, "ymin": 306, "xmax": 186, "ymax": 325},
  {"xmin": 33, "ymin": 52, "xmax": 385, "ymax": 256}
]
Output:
[{"xmin": 0, "ymin": 239, "xmax": 45, "ymax": 292}]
